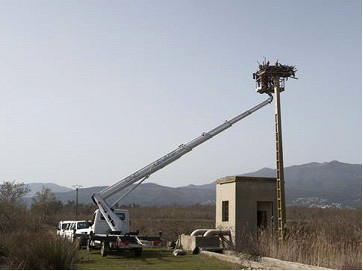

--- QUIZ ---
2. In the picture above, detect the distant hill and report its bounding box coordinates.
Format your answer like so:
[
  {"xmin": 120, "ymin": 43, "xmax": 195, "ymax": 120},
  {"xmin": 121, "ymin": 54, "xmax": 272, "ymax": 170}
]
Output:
[
  {"xmin": 24, "ymin": 161, "xmax": 361, "ymax": 208},
  {"xmin": 49, "ymin": 182, "xmax": 216, "ymax": 207},
  {"xmin": 239, "ymin": 160, "xmax": 362, "ymax": 207},
  {"xmin": 25, "ymin": 182, "xmax": 73, "ymax": 197}
]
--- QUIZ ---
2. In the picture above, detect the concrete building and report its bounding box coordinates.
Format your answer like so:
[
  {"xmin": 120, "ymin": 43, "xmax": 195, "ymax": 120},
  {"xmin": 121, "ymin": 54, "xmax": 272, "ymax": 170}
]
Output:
[{"xmin": 215, "ymin": 176, "xmax": 277, "ymax": 249}]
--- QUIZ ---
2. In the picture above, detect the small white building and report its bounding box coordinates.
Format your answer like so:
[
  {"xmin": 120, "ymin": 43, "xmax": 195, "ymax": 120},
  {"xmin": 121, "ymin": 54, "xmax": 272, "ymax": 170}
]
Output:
[{"xmin": 215, "ymin": 176, "xmax": 277, "ymax": 249}]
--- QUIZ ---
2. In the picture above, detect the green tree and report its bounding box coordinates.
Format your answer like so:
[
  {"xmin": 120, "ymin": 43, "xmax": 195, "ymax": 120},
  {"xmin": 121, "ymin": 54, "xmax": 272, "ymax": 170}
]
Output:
[{"xmin": 31, "ymin": 187, "xmax": 62, "ymax": 226}]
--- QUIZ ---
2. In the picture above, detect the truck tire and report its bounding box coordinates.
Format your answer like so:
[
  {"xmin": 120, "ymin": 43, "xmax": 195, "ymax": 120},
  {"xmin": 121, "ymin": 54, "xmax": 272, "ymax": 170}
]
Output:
[
  {"xmin": 134, "ymin": 248, "xmax": 142, "ymax": 257},
  {"xmin": 100, "ymin": 241, "xmax": 108, "ymax": 257}
]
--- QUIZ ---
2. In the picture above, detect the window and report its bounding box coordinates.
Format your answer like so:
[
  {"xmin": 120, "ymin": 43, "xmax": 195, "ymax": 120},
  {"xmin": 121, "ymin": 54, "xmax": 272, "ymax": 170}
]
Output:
[
  {"xmin": 222, "ymin": 201, "xmax": 229, "ymax": 222},
  {"xmin": 77, "ymin": 221, "xmax": 90, "ymax": 229},
  {"xmin": 62, "ymin": 223, "xmax": 69, "ymax": 230},
  {"xmin": 116, "ymin": 212, "xmax": 126, "ymax": 221}
]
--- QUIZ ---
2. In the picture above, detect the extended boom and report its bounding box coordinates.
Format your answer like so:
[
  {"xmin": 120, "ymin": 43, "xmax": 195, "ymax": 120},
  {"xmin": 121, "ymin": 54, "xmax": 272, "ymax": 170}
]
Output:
[{"xmin": 92, "ymin": 94, "xmax": 273, "ymax": 232}]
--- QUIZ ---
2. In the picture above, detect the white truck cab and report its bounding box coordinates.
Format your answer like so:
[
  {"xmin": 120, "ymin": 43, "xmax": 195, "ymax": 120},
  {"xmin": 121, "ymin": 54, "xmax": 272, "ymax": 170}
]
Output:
[{"xmin": 89, "ymin": 209, "xmax": 129, "ymax": 235}]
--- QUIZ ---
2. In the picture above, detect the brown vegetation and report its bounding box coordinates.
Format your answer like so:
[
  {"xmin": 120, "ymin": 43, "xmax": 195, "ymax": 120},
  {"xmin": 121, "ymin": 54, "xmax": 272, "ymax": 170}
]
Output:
[
  {"xmin": 79, "ymin": 204, "xmax": 362, "ymax": 269},
  {"xmin": 0, "ymin": 181, "xmax": 78, "ymax": 269},
  {"xmin": 239, "ymin": 207, "xmax": 362, "ymax": 269},
  {"xmin": 0, "ymin": 232, "xmax": 77, "ymax": 269},
  {"xmin": 0, "ymin": 181, "xmax": 361, "ymax": 269},
  {"xmin": 129, "ymin": 205, "xmax": 215, "ymax": 240}
]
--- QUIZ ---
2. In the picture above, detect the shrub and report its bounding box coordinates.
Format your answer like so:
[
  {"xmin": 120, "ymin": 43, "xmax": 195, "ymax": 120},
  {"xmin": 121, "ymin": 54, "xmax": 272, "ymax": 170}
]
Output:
[{"xmin": 0, "ymin": 232, "xmax": 78, "ymax": 269}]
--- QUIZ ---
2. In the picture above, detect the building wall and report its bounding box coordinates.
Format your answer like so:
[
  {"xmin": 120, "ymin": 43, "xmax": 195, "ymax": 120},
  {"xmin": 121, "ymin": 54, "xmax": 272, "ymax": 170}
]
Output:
[
  {"xmin": 215, "ymin": 176, "xmax": 277, "ymax": 250},
  {"xmin": 235, "ymin": 179, "xmax": 276, "ymax": 247},
  {"xmin": 215, "ymin": 179, "xmax": 236, "ymax": 240}
]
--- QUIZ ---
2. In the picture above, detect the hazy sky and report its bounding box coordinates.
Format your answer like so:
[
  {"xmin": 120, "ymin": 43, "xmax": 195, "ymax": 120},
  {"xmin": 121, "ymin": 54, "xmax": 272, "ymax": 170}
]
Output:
[{"xmin": 0, "ymin": 0, "xmax": 361, "ymax": 189}]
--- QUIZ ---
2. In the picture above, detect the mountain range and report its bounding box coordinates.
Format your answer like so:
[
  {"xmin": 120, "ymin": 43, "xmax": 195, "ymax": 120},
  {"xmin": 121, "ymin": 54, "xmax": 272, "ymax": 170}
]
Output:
[
  {"xmin": 25, "ymin": 183, "xmax": 73, "ymax": 197},
  {"xmin": 24, "ymin": 161, "xmax": 361, "ymax": 208}
]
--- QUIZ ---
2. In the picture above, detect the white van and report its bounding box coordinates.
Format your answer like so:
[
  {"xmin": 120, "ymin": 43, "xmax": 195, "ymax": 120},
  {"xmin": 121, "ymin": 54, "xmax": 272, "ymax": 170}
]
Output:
[
  {"xmin": 63, "ymin": 220, "xmax": 91, "ymax": 247},
  {"xmin": 57, "ymin": 221, "xmax": 73, "ymax": 237}
]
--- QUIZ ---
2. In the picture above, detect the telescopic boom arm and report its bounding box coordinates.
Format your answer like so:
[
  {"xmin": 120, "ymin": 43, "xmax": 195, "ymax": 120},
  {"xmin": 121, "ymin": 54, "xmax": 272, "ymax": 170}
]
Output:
[{"xmin": 92, "ymin": 94, "xmax": 273, "ymax": 232}]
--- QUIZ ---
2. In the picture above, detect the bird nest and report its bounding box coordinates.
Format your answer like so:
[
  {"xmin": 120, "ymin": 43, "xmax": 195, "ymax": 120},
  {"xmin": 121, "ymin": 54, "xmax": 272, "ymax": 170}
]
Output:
[
  {"xmin": 253, "ymin": 60, "xmax": 297, "ymax": 94},
  {"xmin": 253, "ymin": 61, "xmax": 297, "ymax": 79}
]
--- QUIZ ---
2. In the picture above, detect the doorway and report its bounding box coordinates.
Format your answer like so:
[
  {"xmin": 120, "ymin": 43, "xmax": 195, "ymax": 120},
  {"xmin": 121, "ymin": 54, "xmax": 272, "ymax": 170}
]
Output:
[{"xmin": 257, "ymin": 201, "xmax": 273, "ymax": 230}]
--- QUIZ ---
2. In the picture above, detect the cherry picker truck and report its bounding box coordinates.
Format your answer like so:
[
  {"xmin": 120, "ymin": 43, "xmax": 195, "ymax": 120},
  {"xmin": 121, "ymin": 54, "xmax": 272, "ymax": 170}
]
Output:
[{"xmin": 87, "ymin": 93, "xmax": 273, "ymax": 257}]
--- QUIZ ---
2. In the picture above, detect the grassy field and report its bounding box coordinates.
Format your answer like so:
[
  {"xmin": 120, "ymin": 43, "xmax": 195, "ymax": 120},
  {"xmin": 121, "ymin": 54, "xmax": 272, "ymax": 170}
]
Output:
[{"xmin": 76, "ymin": 248, "xmax": 239, "ymax": 270}]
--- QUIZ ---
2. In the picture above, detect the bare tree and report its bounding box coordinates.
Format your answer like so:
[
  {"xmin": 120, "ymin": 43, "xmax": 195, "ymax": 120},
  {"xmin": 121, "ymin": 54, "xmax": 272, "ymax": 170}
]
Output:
[
  {"xmin": 31, "ymin": 187, "xmax": 62, "ymax": 227},
  {"xmin": 0, "ymin": 181, "xmax": 29, "ymax": 231}
]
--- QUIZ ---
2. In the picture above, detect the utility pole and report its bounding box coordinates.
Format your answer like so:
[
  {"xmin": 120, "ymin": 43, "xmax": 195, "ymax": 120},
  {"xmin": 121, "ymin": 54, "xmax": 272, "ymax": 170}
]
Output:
[
  {"xmin": 253, "ymin": 60, "xmax": 297, "ymax": 240},
  {"xmin": 73, "ymin": 185, "xmax": 83, "ymax": 218},
  {"xmin": 273, "ymin": 76, "xmax": 286, "ymax": 240}
]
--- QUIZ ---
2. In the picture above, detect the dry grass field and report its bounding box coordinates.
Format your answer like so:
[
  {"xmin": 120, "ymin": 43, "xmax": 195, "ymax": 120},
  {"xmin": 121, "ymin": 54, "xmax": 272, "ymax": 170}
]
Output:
[
  {"xmin": 138, "ymin": 206, "xmax": 361, "ymax": 269},
  {"xmin": 256, "ymin": 207, "xmax": 362, "ymax": 269},
  {"xmin": 0, "ymin": 187, "xmax": 361, "ymax": 270},
  {"xmin": 72, "ymin": 204, "xmax": 362, "ymax": 269},
  {"xmin": 124, "ymin": 205, "xmax": 362, "ymax": 269}
]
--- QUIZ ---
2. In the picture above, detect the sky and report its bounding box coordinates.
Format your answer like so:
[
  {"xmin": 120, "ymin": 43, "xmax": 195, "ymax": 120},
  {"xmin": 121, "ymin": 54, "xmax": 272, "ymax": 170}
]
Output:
[{"xmin": 0, "ymin": 0, "xmax": 361, "ymax": 189}]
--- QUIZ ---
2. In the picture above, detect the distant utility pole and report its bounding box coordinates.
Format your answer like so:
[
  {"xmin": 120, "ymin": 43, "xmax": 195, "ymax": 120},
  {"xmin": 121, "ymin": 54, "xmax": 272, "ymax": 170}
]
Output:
[{"xmin": 72, "ymin": 185, "xmax": 83, "ymax": 218}]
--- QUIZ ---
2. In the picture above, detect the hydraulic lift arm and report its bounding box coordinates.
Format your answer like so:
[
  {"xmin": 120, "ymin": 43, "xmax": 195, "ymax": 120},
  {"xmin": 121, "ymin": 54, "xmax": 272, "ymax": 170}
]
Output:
[{"xmin": 92, "ymin": 94, "xmax": 273, "ymax": 232}]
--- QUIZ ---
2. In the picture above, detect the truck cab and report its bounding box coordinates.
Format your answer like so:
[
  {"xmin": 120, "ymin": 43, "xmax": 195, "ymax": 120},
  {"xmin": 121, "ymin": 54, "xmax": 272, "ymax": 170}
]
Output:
[{"xmin": 89, "ymin": 209, "xmax": 129, "ymax": 235}]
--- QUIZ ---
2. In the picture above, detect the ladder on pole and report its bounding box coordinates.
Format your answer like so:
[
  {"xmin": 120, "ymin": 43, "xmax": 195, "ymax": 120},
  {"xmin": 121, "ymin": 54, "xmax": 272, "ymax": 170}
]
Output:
[{"xmin": 274, "ymin": 77, "xmax": 286, "ymax": 240}]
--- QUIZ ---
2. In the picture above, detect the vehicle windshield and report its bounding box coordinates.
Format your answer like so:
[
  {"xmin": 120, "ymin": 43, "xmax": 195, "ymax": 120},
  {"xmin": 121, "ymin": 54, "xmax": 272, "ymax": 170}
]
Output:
[{"xmin": 77, "ymin": 221, "xmax": 89, "ymax": 229}]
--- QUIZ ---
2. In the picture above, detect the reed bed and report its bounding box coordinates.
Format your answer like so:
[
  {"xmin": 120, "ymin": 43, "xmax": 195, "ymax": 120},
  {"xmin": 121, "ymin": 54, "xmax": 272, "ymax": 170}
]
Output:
[{"xmin": 239, "ymin": 207, "xmax": 362, "ymax": 269}]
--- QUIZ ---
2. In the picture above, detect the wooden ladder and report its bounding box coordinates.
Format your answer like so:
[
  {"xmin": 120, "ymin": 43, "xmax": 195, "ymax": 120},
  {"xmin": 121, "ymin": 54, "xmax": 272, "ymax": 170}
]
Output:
[{"xmin": 274, "ymin": 77, "xmax": 286, "ymax": 240}]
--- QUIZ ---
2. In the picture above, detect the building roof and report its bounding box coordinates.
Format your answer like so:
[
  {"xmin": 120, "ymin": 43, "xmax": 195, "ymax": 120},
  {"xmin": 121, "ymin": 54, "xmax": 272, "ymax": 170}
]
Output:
[{"xmin": 216, "ymin": 176, "xmax": 276, "ymax": 185}]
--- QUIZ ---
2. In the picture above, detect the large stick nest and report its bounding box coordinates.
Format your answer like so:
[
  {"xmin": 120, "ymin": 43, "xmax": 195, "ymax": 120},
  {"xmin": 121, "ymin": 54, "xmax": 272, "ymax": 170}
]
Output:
[{"xmin": 254, "ymin": 62, "xmax": 297, "ymax": 79}]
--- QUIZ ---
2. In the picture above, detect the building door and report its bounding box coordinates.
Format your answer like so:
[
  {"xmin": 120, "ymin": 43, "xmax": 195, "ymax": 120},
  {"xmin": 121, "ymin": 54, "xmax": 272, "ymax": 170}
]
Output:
[
  {"xmin": 257, "ymin": 210, "xmax": 267, "ymax": 229},
  {"xmin": 257, "ymin": 201, "xmax": 273, "ymax": 230}
]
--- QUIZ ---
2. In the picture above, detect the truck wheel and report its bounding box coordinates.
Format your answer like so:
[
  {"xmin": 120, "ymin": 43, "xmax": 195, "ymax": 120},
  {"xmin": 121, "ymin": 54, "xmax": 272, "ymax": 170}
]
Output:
[
  {"xmin": 100, "ymin": 241, "xmax": 108, "ymax": 257},
  {"xmin": 134, "ymin": 248, "xmax": 142, "ymax": 257}
]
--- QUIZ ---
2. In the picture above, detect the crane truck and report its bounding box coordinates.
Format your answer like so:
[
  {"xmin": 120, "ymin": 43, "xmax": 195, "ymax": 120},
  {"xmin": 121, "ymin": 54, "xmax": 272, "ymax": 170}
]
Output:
[{"xmin": 86, "ymin": 93, "xmax": 273, "ymax": 257}]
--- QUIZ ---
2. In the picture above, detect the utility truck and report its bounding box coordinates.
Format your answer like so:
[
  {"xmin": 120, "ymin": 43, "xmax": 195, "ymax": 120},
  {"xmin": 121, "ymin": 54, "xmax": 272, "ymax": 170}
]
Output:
[{"xmin": 86, "ymin": 93, "xmax": 273, "ymax": 257}]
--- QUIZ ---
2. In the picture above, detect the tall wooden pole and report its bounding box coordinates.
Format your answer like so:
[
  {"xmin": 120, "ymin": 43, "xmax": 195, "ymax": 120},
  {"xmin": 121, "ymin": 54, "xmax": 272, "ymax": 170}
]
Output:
[
  {"xmin": 73, "ymin": 185, "xmax": 83, "ymax": 218},
  {"xmin": 75, "ymin": 187, "xmax": 79, "ymax": 218},
  {"xmin": 274, "ymin": 76, "xmax": 286, "ymax": 240}
]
